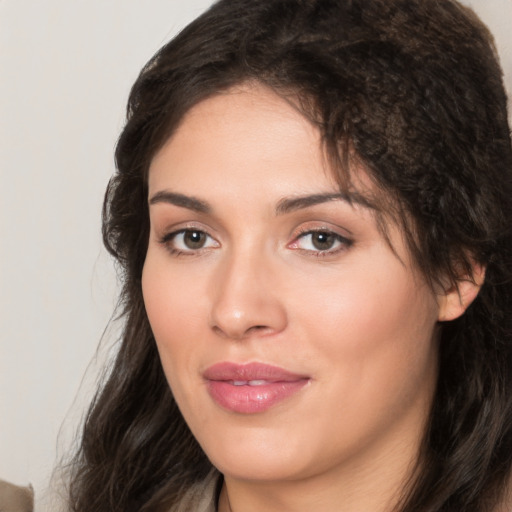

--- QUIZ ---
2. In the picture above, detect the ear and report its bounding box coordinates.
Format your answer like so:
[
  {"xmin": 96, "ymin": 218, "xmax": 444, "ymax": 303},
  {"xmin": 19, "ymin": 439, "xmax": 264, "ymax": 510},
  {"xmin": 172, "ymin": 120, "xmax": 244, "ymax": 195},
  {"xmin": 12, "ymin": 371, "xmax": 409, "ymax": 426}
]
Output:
[{"xmin": 437, "ymin": 262, "xmax": 486, "ymax": 322}]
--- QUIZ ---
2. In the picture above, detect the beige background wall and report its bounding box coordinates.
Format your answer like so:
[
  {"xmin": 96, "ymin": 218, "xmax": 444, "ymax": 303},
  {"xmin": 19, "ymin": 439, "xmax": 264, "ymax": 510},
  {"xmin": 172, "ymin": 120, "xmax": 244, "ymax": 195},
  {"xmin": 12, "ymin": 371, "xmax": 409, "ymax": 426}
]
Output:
[
  {"xmin": 0, "ymin": 1, "xmax": 510, "ymax": 510},
  {"xmin": 0, "ymin": 2, "xmax": 214, "ymax": 508}
]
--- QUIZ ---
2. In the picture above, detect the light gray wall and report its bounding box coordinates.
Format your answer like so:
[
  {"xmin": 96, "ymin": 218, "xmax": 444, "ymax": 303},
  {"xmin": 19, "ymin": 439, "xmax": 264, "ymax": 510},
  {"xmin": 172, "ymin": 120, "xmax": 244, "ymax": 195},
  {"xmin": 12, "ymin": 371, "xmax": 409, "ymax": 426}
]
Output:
[
  {"xmin": 0, "ymin": 1, "xmax": 214, "ymax": 507},
  {"xmin": 0, "ymin": 1, "xmax": 510, "ymax": 510}
]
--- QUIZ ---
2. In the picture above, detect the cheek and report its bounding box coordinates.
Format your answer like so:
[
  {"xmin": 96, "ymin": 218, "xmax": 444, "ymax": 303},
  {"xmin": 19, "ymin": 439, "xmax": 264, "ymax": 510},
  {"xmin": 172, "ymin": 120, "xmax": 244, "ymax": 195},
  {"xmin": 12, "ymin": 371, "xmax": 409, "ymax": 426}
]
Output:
[
  {"xmin": 292, "ymin": 260, "xmax": 439, "ymax": 397},
  {"xmin": 142, "ymin": 247, "xmax": 205, "ymax": 330},
  {"xmin": 298, "ymin": 264, "xmax": 431, "ymax": 343},
  {"xmin": 141, "ymin": 255, "xmax": 202, "ymax": 379},
  {"xmin": 293, "ymin": 269, "xmax": 438, "ymax": 450}
]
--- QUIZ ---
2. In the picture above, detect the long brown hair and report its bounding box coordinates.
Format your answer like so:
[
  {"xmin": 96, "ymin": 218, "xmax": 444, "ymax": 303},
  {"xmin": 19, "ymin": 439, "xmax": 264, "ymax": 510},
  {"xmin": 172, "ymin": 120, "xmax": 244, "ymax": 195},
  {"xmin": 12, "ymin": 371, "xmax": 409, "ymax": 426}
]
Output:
[{"xmin": 68, "ymin": 1, "xmax": 512, "ymax": 510}]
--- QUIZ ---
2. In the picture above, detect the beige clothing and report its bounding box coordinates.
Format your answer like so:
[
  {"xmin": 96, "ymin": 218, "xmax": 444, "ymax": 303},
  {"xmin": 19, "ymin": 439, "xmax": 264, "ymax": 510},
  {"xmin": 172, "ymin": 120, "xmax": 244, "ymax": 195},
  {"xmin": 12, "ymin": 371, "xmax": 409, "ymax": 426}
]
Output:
[
  {"xmin": 165, "ymin": 470, "xmax": 512, "ymax": 512},
  {"xmin": 0, "ymin": 480, "xmax": 33, "ymax": 512},
  {"xmin": 169, "ymin": 471, "xmax": 219, "ymax": 512}
]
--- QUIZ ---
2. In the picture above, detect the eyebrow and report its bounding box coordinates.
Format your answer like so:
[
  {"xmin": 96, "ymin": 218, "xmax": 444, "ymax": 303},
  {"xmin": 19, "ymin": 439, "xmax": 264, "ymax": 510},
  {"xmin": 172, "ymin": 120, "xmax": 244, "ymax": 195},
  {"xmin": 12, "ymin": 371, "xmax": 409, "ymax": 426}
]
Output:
[
  {"xmin": 149, "ymin": 191, "xmax": 211, "ymax": 213},
  {"xmin": 148, "ymin": 190, "xmax": 375, "ymax": 215},
  {"xmin": 275, "ymin": 192, "xmax": 376, "ymax": 215}
]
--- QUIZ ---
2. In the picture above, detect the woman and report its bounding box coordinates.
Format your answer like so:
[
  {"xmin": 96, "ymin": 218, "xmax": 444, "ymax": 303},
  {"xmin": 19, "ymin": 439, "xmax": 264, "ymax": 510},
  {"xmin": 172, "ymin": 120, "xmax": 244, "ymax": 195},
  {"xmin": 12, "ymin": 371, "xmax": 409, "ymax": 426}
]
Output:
[{"xmin": 67, "ymin": 0, "xmax": 512, "ymax": 510}]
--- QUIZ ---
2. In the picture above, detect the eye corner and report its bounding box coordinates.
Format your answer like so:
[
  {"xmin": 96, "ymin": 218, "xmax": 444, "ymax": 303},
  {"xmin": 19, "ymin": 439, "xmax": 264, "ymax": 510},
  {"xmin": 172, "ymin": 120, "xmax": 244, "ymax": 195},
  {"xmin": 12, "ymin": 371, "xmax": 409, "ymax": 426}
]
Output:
[
  {"xmin": 158, "ymin": 227, "xmax": 220, "ymax": 257},
  {"xmin": 288, "ymin": 228, "xmax": 353, "ymax": 257}
]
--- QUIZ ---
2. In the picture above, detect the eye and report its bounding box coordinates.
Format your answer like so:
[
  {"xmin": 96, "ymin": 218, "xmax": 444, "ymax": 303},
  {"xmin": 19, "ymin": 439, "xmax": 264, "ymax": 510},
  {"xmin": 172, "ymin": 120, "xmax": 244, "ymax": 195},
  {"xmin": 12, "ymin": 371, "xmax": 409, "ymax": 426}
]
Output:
[
  {"xmin": 160, "ymin": 229, "xmax": 219, "ymax": 254},
  {"xmin": 290, "ymin": 230, "xmax": 352, "ymax": 254}
]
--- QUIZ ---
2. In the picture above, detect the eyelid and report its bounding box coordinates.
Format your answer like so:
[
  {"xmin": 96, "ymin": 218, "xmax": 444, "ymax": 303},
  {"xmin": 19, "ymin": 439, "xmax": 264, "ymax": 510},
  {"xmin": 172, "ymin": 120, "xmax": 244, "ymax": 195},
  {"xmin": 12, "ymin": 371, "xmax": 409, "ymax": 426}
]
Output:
[
  {"xmin": 156, "ymin": 219, "xmax": 217, "ymax": 242},
  {"xmin": 158, "ymin": 224, "xmax": 220, "ymax": 256},
  {"xmin": 160, "ymin": 228, "xmax": 217, "ymax": 244},
  {"xmin": 288, "ymin": 226, "xmax": 353, "ymax": 255}
]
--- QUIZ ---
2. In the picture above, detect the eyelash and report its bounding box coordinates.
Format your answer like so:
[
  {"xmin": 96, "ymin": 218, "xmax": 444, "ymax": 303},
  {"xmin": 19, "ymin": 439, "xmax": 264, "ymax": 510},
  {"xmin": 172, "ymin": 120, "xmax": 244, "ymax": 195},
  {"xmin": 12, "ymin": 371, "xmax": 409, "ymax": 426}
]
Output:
[
  {"xmin": 158, "ymin": 227, "xmax": 353, "ymax": 258},
  {"xmin": 289, "ymin": 228, "xmax": 353, "ymax": 257},
  {"xmin": 159, "ymin": 228, "xmax": 218, "ymax": 257}
]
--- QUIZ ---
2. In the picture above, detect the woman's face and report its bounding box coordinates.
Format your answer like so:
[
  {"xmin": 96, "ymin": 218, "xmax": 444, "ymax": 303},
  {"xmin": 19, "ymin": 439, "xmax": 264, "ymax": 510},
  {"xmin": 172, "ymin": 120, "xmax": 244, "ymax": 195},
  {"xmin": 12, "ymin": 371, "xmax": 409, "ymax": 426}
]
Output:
[{"xmin": 142, "ymin": 84, "xmax": 441, "ymax": 484}]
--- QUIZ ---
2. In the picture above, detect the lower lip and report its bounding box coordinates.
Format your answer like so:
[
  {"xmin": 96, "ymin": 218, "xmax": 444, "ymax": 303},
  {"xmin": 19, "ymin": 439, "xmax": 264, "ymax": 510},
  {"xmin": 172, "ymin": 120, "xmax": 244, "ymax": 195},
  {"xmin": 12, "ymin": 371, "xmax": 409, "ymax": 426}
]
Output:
[{"xmin": 206, "ymin": 379, "xmax": 309, "ymax": 414}]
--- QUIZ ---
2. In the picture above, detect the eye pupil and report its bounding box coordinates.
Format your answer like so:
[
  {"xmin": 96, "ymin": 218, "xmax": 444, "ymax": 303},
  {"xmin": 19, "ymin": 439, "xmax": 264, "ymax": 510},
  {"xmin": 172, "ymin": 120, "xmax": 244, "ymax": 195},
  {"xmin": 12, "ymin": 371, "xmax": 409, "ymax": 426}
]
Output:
[
  {"xmin": 184, "ymin": 230, "xmax": 206, "ymax": 249},
  {"xmin": 312, "ymin": 232, "xmax": 335, "ymax": 250}
]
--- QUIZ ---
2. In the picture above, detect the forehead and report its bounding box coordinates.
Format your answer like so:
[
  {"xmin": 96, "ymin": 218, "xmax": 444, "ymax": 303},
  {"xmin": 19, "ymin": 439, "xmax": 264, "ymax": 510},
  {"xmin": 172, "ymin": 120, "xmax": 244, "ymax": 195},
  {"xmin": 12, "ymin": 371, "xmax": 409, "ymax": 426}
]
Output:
[
  {"xmin": 149, "ymin": 84, "xmax": 327, "ymax": 187},
  {"xmin": 148, "ymin": 83, "xmax": 380, "ymax": 205}
]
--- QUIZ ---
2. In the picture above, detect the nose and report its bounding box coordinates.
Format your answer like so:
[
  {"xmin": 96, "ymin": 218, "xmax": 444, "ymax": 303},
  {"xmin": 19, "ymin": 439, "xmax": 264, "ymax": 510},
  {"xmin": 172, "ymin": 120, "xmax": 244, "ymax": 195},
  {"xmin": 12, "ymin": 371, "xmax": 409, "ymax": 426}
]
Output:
[{"xmin": 209, "ymin": 250, "xmax": 288, "ymax": 340}]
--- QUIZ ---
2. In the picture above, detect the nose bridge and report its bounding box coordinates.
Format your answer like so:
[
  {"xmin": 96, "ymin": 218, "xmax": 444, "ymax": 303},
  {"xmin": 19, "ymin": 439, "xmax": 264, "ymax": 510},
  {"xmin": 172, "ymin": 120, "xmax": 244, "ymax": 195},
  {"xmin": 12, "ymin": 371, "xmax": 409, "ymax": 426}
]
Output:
[{"xmin": 209, "ymin": 242, "xmax": 287, "ymax": 339}]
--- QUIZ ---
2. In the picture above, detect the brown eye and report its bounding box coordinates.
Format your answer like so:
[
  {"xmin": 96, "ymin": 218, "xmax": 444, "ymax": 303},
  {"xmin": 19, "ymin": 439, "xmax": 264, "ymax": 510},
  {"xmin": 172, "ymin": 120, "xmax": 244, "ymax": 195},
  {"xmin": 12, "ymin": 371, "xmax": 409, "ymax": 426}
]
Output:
[
  {"xmin": 183, "ymin": 230, "xmax": 207, "ymax": 249},
  {"xmin": 161, "ymin": 229, "xmax": 219, "ymax": 254},
  {"xmin": 311, "ymin": 232, "xmax": 337, "ymax": 251},
  {"xmin": 291, "ymin": 229, "xmax": 352, "ymax": 255}
]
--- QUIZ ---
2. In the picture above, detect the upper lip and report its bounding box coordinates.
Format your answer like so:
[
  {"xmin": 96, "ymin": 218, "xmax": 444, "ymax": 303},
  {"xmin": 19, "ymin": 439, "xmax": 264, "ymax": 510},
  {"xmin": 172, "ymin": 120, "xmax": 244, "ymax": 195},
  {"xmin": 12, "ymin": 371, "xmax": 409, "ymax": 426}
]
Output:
[{"xmin": 203, "ymin": 362, "xmax": 308, "ymax": 382}]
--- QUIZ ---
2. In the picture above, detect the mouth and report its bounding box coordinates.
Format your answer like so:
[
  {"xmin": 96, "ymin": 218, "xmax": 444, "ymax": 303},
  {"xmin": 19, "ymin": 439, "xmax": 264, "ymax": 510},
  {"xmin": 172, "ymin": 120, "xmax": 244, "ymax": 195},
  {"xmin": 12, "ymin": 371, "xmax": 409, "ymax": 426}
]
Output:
[{"xmin": 203, "ymin": 362, "xmax": 310, "ymax": 414}]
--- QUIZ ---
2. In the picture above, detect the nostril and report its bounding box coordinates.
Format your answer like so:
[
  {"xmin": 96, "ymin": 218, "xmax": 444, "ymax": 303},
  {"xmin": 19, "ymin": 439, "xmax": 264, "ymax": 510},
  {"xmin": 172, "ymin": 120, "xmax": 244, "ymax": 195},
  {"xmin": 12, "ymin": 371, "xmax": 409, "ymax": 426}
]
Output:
[
  {"xmin": 247, "ymin": 325, "xmax": 271, "ymax": 335},
  {"xmin": 211, "ymin": 323, "xmax": 273, "ymax": 340},
  {"xmin": 212, "ymin": 325, "xmax": 224, "ymax": 337},
  {"xmin": 209, "ymin": 286, "xmax": 288, "ymax": 339}
]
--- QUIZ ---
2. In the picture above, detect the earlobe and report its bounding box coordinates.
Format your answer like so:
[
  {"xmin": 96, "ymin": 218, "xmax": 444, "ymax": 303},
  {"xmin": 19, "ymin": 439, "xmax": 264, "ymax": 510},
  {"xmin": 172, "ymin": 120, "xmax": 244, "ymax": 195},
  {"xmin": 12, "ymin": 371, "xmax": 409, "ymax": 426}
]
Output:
[{"xmin": 437, "ymin": 263, "xmax": 486, "ymax": 322}]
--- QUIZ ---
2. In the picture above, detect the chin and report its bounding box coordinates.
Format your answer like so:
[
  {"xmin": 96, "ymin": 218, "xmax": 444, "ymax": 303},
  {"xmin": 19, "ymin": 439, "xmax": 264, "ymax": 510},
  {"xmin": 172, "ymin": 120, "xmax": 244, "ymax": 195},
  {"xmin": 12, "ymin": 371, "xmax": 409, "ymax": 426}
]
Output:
[
  {"xmin": 198, "ymin": 425, "xmax": 318, "ymax": 482},
  {"xmin": 213, "ymin": 454, "xmax": 307, "ymax": 483}
]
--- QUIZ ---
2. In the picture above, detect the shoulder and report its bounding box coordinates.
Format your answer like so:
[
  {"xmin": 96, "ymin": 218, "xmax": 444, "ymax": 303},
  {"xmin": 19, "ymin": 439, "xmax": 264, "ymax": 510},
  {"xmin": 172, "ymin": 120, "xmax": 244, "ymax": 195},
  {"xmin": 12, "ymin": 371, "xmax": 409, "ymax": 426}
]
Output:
[
  {"xmin": 169, "ymin": 470, "xmax": 221, "ymax": 512},
  {"xmin": 0, "ymin": 480, "xmax": 33, "ymax": 512},
  {"xmin": 495, "ymin": 475, "xmax": 512, "ymax": 512}
]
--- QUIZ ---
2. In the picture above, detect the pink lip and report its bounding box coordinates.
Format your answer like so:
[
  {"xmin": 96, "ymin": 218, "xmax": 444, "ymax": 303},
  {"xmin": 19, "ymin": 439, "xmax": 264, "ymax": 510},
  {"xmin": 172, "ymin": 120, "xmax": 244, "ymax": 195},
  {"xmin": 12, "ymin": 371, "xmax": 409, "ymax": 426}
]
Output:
[{"xmin": 203, "ymin": 362, "xmax": 309, "ymax": 414}]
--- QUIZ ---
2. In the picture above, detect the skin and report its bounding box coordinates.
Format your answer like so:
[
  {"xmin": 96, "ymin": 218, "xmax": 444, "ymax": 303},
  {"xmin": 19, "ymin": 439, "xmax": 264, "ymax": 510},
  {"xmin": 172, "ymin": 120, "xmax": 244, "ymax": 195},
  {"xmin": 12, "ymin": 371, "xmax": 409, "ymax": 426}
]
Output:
[{"xmin": 142, "ymin": 84, "xmax": 478, "ymax": 512}]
